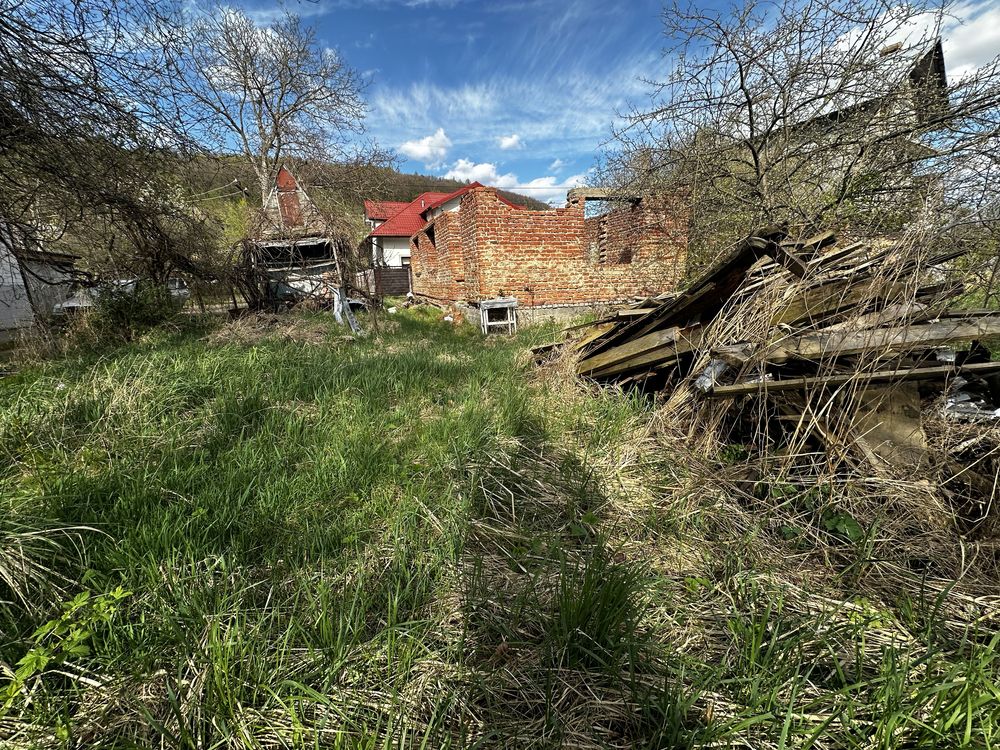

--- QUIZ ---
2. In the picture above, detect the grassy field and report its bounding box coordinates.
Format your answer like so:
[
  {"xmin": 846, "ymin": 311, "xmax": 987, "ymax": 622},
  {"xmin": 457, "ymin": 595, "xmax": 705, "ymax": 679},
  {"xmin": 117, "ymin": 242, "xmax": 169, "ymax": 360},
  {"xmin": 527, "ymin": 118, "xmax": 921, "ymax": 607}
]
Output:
[{"xmin": 1, "ymin": 308, "xmax": 998, "ymax": 748}]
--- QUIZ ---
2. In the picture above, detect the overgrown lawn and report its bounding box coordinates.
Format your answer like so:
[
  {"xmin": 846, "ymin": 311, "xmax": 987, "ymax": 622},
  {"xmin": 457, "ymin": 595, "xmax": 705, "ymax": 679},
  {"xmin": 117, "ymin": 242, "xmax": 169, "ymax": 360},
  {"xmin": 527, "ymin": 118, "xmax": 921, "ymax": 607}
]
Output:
[{"xmin": 1, "ymin": 308, "xmax": 997, "ymax": 748}]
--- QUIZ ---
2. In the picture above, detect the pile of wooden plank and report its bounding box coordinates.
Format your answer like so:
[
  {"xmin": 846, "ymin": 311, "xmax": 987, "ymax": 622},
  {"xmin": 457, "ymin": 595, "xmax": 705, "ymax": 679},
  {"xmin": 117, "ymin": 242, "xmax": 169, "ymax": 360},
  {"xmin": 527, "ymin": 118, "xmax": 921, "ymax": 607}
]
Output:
[{"xmin": 570, "ymin": 227, "xmax": 1000, "ymax": 465}]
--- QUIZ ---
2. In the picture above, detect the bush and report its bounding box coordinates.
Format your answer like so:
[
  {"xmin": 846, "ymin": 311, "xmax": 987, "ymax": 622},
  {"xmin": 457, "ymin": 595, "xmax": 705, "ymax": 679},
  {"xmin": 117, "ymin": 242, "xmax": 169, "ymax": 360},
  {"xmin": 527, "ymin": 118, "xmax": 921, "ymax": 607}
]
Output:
[{"xmin": 92, "ymin": 281, "xmax": 180, "ymax": 341}]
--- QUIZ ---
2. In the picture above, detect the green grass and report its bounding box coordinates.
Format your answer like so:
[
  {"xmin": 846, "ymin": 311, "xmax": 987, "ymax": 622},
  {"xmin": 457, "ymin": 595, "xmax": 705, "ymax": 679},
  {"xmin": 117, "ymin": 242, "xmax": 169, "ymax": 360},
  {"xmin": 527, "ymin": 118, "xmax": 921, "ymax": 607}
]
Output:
[{"xmin": 1, "ymin": 308, "xmax": 998, "ymax": 748}]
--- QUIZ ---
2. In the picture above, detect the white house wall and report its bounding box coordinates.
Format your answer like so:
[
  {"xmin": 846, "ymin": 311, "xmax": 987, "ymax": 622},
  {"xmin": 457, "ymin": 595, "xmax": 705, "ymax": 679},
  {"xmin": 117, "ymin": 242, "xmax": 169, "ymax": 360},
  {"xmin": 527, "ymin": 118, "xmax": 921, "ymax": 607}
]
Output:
[
  {"xmin": 21, "ymin": 259, "xmax": 75, "ymax": 316},
  {"xmin": 376, "ymin": 236, "xmax": 411, "ymax": 268},
  {"xmin": 427, "ymin": 198, "xmax": 462, "ymax": 220},
  {"xmin": 0, "ymin": 241, "xmax": 35, "ymax": 337}
]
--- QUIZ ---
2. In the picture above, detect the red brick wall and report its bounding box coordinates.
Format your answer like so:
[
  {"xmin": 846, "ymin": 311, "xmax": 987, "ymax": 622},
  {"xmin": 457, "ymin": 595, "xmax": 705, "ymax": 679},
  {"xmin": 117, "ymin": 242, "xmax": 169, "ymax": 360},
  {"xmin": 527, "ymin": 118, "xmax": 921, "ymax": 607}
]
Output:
[
  {"xmin": 410, "ymin": 212, "xmax": 465, "ymax": 302},
  {"xmin": 410, "ymin": 187, "xmax": 687, "ymax": 307}
]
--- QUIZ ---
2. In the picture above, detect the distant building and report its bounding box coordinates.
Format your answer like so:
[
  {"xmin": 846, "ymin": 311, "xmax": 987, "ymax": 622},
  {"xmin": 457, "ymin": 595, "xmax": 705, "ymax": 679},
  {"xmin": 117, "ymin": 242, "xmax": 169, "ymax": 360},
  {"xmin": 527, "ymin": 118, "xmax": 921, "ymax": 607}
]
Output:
[
  {"xmin": 360, "ymin": 182, "xmax": 525, "ymax": 297},
  {"xmin": 408, "ymin": 186, "xmax": 688, "ymax": 316},
  {"xmin": 254, "ymin": 166, "xmax": 345, "ymax": 306},
  {"xmin": 0, "ymin": 222, "xmax": 77, "ymax": 343},
  {"xmin": 359, "ymin": 183, "xmax": 689, "ymax": 316}
]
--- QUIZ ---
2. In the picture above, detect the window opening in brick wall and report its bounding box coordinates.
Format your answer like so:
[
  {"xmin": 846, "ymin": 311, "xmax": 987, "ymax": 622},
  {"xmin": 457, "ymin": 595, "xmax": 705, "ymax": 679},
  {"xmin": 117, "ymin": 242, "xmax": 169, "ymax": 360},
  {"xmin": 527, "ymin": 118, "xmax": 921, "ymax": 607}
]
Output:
[
  {"xmin": 584, "ymin": 199, "xmax": 613, "ymax": 219},
  {"xmin": 584, "ymin": 198, "xmax": 640, "ymax": 266}
]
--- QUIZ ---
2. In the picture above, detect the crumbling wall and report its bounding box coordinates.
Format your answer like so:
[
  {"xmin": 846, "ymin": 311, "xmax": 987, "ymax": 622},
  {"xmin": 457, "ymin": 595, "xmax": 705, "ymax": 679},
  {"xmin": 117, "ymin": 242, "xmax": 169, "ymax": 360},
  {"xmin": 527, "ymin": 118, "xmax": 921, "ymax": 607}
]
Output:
[
  {"xmin": 410, "ymin": 212, "xmax": 464, "ymax": 302},
  {"xmin": 410, "ymin": 187, "xmax": 688, "ymax": 307},
  {"xmin": 584, "ymin": 201, "xmax": 647, "ymax": 265}
]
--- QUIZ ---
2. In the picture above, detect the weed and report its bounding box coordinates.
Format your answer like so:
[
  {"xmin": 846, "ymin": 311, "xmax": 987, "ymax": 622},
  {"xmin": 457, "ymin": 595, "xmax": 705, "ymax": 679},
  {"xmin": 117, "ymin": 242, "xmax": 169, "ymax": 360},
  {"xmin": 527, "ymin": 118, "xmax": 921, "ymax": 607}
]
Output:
[{"xmin": 0, "ymin": 308, "xmax": 997, "ymax": 748}]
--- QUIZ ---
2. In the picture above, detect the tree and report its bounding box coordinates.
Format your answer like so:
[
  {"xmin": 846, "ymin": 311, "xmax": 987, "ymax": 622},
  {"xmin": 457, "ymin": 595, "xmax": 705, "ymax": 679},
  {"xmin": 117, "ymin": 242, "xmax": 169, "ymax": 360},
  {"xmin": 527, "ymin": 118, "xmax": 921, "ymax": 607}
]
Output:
[
  {"xmin": 0, "ymin": 0, "xmax": 183, "ymax": 239},
  {"xmin": 163, "ymin": 6, "xmax": 374, "ymax": 201},
  {"xmin": 608, "ymin": 0, "xmax": 1000, "ymax": 269}
]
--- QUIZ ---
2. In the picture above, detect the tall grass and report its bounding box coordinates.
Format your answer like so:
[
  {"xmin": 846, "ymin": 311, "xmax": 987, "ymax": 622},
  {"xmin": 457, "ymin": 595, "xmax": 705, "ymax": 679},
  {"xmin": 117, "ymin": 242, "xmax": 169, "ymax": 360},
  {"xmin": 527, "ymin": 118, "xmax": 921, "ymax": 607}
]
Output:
[{"xmin": 0, "ymin": 307, "xmax": 998, "ymax": 748}]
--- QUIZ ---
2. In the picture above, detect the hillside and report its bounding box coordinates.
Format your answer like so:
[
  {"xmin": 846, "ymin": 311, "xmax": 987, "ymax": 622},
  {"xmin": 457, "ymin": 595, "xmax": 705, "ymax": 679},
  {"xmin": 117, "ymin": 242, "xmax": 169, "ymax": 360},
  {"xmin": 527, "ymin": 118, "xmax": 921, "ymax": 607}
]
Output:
[
  {"xmin": 180, "ymin": 156, "xmax": 552, "ymax": 212},
  {"xmin": 369, "ymin": 169, "xmax": 553, "ymax": 210}
]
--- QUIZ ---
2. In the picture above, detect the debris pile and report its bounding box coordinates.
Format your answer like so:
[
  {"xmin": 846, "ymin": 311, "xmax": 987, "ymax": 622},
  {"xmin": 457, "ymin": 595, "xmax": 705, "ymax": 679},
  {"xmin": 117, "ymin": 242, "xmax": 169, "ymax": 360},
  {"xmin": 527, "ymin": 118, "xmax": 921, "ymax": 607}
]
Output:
[{"xmin": 570, "ymin": 227, "xmax": 1000, "ymax": 486}]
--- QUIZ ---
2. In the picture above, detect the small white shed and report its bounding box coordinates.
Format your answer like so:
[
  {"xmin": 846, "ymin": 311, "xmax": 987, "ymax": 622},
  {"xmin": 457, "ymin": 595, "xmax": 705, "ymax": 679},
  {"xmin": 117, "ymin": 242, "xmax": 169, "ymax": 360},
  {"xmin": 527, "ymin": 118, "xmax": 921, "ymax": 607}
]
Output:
[{"xmin": 1, "ymin": 223, "xmax": 77, "ymax": 343}]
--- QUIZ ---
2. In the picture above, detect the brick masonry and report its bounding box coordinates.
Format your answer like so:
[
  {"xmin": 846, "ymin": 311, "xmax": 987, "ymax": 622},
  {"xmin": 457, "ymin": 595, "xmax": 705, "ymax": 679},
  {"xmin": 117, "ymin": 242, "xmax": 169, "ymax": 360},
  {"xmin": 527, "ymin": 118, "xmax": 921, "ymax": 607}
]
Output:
[{"xmin": 409, "ymin": 187, "xmax": 687, "ymax": 307}]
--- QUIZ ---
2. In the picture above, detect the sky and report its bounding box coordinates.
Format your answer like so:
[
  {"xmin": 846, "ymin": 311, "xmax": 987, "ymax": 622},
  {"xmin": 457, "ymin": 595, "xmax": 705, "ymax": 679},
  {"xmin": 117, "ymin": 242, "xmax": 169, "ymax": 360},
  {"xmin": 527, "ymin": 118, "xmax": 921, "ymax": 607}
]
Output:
[{"xmin": 235, "ymin": 0, "xmax": 1000, "ymax": 205}]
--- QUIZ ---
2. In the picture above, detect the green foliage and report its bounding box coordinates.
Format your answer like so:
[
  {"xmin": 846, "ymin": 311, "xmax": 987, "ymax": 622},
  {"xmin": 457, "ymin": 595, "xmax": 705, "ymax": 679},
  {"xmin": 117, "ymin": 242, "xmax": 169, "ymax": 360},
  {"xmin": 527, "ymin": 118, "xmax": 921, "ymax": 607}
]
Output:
[
  {"xmin": 214, "ymin": 197, "xmax": 252, "ymax": 248},
  {"xmin": 1, "ymin": 308, "xmax": 998, "ymax": 747},
  {"xmin": 2, "ymin": 587, "xmax": 131, "ymax": 714},
  {"xmin": 92, "ymin": 281, "xmax": 180, "ymax": 340},
  {"xmin": 548, "ymin": 541, "xmax": 643, "ymax": 671}
]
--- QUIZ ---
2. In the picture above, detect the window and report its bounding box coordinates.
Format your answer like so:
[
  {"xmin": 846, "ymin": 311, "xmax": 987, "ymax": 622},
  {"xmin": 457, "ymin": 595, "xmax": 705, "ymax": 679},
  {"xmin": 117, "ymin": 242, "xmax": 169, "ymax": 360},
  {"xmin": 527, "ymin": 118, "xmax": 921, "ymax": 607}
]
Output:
[{"xmin": 400, "ymin": 256, "xmax": 411, "ymax": 267}]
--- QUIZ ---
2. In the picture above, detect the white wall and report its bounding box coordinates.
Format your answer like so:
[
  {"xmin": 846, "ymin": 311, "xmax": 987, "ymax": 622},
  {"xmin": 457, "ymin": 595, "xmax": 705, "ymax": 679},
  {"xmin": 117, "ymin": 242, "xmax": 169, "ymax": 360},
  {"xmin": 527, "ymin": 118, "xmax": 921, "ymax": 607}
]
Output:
[
  {"xmin": 21, "ymin": 258, "xmax": 75, "ymax": 316},
  {"xmin": 0, "ymin": 238, "xmax": 35, "ymax": 336},
  {"xmin": 427, "ymin": 198, "xmax": 462, "ymax": 220},
  {"xmin": 373, "ymin": 236, "xmax": 411, "ymax": 268}
]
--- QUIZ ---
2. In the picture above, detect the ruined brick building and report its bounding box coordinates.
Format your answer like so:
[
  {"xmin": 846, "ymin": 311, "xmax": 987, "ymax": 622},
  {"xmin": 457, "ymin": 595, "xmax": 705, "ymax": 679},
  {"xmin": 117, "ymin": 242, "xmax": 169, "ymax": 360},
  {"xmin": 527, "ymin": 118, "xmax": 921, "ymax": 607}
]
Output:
[{"xmin": 408, "ymin": 186, "xmax": 688, "ymax": 314}]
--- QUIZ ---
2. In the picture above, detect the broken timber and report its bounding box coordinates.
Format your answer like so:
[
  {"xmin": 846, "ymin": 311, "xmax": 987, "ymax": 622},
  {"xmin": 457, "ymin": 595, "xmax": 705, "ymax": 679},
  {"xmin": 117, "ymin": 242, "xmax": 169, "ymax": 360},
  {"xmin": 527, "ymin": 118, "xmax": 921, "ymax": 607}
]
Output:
[{"xmin": 566, "ymin": 226, "xmax": 1000, "ymax": 469}]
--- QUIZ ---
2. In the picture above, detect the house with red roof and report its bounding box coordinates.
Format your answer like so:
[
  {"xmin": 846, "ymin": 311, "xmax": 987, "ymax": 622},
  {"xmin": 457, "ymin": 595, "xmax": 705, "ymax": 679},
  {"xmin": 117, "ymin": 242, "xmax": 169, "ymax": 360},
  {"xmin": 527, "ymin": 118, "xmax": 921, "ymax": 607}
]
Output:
[
  {"xmin": 361, "ymin": 180, "xmax": 690, "ymax": 316},
  {"xmin": 361, "ymin": 183, "xmax": 525, "ymax": 298}
]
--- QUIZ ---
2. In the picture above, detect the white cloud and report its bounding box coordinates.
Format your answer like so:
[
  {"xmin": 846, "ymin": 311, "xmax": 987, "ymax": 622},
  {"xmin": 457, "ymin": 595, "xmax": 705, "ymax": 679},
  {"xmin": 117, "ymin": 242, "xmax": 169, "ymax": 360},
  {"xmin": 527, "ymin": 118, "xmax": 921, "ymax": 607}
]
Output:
[
  {"xmin": 444, "ymin": 159, "xmax": 518, "ymax": 188},
  {"xmin": 370, "ymin": 53, "xmax": 657, "ymax": 170},
  {"xmin": 515, "ymin": 173, "xmax": 588, "ymax": 205},
  {"xmin": 398, "ymin": 128, "xmax": 452, "ymax": 166},
  {"xmin": 939, "ymin": 1, "xmax": 1000, "ymax": 80},
  {"xmin": 841, "ymin": 0, "xmax": 1000, "ymax": 82},
  {"xmin": 548, "ymin": 158, "xmax": 566, "ymax": 172},
  {"xmin": 441, "ymin": 160, "xmax": 587, "ymax": 205},
  {"xmin": 497, "ymin": 133, "xmax": 524, "ymax": 150}
]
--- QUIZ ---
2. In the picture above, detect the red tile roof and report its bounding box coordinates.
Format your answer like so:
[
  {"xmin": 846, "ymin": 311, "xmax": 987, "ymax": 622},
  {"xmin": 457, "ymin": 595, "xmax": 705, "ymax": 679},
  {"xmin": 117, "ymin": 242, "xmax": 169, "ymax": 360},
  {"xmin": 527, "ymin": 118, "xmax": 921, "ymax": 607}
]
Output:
[
  {"xmin": 369, "ymin": 192, "xmax": 449, "ymax": 238},
  {"xmin": 421, "ymin": 182, "xmax": 524, "ymax": 214},
  {"xmin": 363, "ymin": 200, "xmax": 409, "ymax": 221},
  {"xmin": 367, "ymin": 185, "xmax": 526, "ymax": 239}
]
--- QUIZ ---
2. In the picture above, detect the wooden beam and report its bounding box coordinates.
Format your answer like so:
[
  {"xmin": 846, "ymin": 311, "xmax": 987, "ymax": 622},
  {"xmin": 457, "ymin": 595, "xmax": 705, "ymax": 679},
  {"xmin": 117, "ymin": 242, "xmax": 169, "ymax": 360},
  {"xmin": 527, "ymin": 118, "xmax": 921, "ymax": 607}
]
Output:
[
  {"xmin": 573, "ymin": 322, "xmax": 618, "ymax": 351},
  {"xmin": 583, "ymin": 235, "xmax": 778, "ymax": 357},
  {"xmin": 772, "ymin": 316, "xmax": 1000, "ymax": 363},
  {"xmin": 577, "ymin": 325, "xmax": 682, "ymax": 374},
  {"xmin": 714, "ymin": 317, "xmax": 1000, "ymax": 367},
  {"xmin": 589, "ymin": 328, "xmax": 705, "ymax": 379},
  {"xmin": 707, "ymin": 356, "xmax": 1000, "ymax": 397}
]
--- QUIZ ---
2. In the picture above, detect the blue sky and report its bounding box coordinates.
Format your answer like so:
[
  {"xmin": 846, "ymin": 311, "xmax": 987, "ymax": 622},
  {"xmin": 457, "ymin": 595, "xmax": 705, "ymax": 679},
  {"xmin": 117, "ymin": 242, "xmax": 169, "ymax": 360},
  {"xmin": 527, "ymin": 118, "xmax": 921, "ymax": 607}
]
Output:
[
  {"xmin": 241, "ymin": 0, "xmax": 668, "ymax": 203},
  {"xmin": 238, "ymin": 0, "xmax": 1000, "ymax": 204}
]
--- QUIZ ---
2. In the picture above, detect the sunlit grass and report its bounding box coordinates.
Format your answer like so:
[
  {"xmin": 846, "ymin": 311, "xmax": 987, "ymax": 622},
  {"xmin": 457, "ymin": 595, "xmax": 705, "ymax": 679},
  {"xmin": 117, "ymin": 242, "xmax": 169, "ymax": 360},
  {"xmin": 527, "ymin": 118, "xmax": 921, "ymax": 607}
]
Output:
[{"xmin": 1, "ymin": 307, "xmax": 997, "ymax": 748}]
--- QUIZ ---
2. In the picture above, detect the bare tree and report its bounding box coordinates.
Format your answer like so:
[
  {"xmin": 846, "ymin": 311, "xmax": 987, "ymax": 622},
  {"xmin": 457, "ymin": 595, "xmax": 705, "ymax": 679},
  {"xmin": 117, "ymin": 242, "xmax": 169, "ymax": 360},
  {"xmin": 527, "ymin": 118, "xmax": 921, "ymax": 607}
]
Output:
[
  {"xmin": 608, "ymin": 0, "xmax": 1000, "ymax": 269},
  {"xmin": 163, "ymin": 7, "xmax": 372, "ymax": 201},
  {"xmin": 0, "ymin": 0, "xmax": 184, "ymax": 237}
]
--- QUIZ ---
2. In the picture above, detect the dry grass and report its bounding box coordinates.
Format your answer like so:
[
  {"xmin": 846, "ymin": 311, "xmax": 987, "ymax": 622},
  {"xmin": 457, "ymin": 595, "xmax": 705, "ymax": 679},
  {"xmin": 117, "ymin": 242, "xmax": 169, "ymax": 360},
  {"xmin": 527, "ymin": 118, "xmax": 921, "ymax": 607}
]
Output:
[{"xmin": 2, "ymin": 305, "xmax": 998, "ymax": 748}]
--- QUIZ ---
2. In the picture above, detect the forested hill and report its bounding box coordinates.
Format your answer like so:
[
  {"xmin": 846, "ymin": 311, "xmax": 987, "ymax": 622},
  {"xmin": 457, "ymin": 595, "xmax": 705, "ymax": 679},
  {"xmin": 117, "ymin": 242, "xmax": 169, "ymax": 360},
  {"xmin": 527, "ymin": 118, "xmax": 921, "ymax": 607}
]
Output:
[
  {"xmin": 375, "ymin": 171, "xmax": 552, "ymax": 210},
  {"xmin": 183, "ymin": 157, "xmax": 552, "ymax": 212}
]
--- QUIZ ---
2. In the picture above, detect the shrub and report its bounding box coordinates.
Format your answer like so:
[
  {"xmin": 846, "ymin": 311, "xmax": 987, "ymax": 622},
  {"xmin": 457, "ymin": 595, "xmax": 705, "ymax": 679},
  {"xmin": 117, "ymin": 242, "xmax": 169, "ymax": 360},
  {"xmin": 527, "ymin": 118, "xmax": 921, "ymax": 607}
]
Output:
[{"xmin": 92, "ymin": 281, "xmax": 179, "ymax": 339}]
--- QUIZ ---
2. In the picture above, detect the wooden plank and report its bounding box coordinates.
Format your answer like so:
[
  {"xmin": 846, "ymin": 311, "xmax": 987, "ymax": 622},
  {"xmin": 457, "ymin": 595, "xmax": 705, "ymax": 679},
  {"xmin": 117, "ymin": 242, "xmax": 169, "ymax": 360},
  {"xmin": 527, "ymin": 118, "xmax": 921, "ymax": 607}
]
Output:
[
  {"xmin": 584, "ymin": 235, "xmax": 778, "ymax": 357},
  {"xmin": 590, "ymin": 347, "xmax": 680, "ymax": 379},
  {"xmin": 707, "ymin": 360, "xmax": 1000, "ymax": 398},
  {"xmin": 807, "ymin": 241, "xmax": 870, "ymax": 270},
  {"xmin": 773, "ymin": 280, "xmax": 909, "ymax": 326},
  {"xmin": 616, "ymin": 307, "xmax": 656, "ymax": 317},
  {"xmin": 577, "ymin": 326, "xmax": 682, "ymax": 374},
  {"xmin": 820, "ymin": 302, "xmax": 927, "ymax": 331},
  {"xmin": 712, "ymin": 317, "xmax": 1000, "ymax": 369},
  {"xmin": 771, "ymin": 243, "xmax": 809, "ymax": 278},
  {"xmin": 572, "ymin": 322, "xmax": 618, "ymax": 351},
  {"xmin": 773, "ymin": 316, "xmax": 1000, "ymax": 363},
  {"xmin": 775, "ymin": 279, "xmax": 954, "ymax": 328},
  {"xmin": 589, "ymin": 328, "xmax": 705, "ymax": 379},
  {"xmin": 796, "ymin": 229, "xmax": 838, "ymax": 253},
  {"xmin": 854, "ymin": 383, "xmax": 928, "ymax": 468}
]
